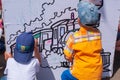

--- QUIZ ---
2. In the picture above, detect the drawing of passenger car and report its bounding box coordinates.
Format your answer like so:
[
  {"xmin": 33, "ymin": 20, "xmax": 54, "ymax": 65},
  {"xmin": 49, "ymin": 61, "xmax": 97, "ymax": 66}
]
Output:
[{"xmin": 51, "ymin": 13, "xmax": 79, "ymax": 53}]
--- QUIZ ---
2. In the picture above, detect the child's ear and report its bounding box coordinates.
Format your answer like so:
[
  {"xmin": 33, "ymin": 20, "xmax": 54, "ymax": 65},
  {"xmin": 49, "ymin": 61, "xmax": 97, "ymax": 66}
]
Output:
[{"xmin": 77, "ymin": 18, "xmax": 81, "ymax": 26}]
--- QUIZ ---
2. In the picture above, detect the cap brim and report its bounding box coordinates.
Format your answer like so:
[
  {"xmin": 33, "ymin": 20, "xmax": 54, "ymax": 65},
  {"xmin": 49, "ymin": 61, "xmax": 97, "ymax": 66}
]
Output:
[{"xmin": 14, "ymin": 48, "xmax": 33, "ymax": 64}]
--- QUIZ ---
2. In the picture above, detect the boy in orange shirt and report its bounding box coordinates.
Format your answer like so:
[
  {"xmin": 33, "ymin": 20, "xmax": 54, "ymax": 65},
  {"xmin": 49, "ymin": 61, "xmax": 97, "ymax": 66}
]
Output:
[{"xmin": 61, "ymin": 1, "xmax": 103, "ymax": 80}]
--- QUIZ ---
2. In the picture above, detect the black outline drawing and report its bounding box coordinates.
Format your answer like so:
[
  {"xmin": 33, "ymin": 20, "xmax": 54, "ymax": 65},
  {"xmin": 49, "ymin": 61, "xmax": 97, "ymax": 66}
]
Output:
[{"xmin": 7, "ymin": 0, "xmax": 111, "ymax": 72}]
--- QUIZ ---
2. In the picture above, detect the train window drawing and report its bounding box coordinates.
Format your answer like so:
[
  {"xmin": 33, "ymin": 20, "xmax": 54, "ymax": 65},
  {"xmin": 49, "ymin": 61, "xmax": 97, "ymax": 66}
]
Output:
[
  {"xmin": 101, "ymin": 49, "xmax": 111, "ymax": 72},
  {"xmin": 3, "ymin": 0, "xmax": 119, "ymax": 79}
]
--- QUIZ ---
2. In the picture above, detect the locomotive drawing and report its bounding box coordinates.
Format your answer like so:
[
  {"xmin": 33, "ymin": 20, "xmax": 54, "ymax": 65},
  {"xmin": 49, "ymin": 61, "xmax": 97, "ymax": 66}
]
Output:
[{"xmin": 9, "ymin": 13, "xmax": 111, "ymax": 71}]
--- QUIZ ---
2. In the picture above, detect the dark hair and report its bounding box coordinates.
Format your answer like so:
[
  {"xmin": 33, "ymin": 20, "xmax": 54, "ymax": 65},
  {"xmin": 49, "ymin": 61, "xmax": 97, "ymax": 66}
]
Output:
[
  {"xmin": 0, "ymin": 39, "xmax": 5, "ymax": 54},
  {"xmin": 0, "ymin": 39, "xmax": 6, "ymax": 77}
]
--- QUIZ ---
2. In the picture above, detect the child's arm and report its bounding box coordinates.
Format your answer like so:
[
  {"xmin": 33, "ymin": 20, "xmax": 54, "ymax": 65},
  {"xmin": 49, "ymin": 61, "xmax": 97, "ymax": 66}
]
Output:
[
  {"xmin": 64, "ymin": 35, "xmax": 74, "ymax": 62},
  {"xmin": 34, "ymin": 39, "xmax": 41, "ymax": 63}
]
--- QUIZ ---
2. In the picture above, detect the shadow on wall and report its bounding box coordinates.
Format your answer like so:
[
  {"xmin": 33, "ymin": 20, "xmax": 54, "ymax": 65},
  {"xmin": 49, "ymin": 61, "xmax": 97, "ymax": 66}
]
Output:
[{"xmin": 36, "ymin": 56, "xmax": 55, "ymax": 80}]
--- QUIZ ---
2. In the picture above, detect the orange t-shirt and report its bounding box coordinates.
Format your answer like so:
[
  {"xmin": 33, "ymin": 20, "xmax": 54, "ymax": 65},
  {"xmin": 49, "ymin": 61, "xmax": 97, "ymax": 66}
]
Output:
[{"xmin": 64, "ymin": 26, "xmax": 103, "ymax": 80}]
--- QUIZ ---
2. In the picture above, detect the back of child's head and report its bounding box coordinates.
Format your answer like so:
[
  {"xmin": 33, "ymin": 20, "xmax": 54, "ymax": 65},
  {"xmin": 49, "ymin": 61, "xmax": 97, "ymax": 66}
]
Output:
[
  {"xmin": 14, "ymin": 32, "xmax": 34, "ymax": 64},
  {"xmin": 77, "ymin": 1, "xmax": 100, "ymax": 27}
]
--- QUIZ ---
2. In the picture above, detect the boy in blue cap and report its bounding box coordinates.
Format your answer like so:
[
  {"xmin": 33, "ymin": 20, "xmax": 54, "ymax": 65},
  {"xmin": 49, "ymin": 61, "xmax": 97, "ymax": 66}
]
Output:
[
  {"xmin": 61, "ymin": 1, "xmax": 103, "ymax": 80},
  {"xmin": 4, "ymin": 32, "xmax": 41, "ymax": 80}
]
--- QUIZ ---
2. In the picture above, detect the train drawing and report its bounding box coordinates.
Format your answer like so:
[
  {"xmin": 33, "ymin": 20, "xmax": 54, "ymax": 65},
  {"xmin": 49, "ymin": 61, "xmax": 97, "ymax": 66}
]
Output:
[{"xmin": 9, "ymin": 13, "xmax": 111, "ymax": 71}]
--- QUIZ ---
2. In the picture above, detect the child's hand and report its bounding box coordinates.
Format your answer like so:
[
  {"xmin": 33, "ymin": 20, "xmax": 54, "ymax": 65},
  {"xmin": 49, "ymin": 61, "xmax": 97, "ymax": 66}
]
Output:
[
  {"xmin": 65, "ymin": 56, "xmax": 73, "ymax": 62},
  {"xmin": 34, "ymin": 38, "xmax": 38, "ymax": 48},
  {"xmin": 4, "ymin": 51, "xmax": 12, "ymax": 60},
  {"xmin": 34, "ymin": 38, "xmax": 41, "ymax": 63}
]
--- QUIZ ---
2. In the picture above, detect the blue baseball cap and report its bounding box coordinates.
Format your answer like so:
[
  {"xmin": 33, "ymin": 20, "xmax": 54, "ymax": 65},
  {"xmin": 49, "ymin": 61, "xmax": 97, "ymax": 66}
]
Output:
[
  {"xmin": 77, "ymin": 1, "xmax": 100, "ymax": 27},
  {"xmin": 14, "ymin": 32, "xmax": 34, "ymax": 64}
]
